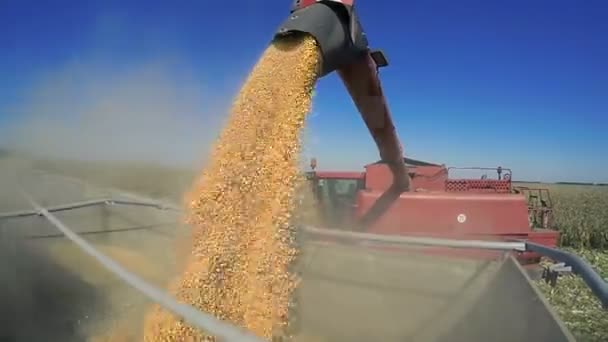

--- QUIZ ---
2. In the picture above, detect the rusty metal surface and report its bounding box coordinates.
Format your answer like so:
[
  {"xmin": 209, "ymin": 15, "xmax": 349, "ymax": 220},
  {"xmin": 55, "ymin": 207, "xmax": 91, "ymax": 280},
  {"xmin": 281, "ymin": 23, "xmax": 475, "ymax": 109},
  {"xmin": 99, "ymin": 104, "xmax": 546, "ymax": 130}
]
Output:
[
  {"xmin": 0, "ymin": 165, "xmax": 189, "ymax": 341},
  {"xmin": 20, "ymin": 192, "xmax": 265, "ymax": 342},
  {"xmin": 291, "ymin": 242, "xmax": 575, "ymax": 342},
  {"xmin": 291, "ymin": 241, "xmax": 496, "ymax": 342},
  {"xmin": 431, "ymin": 255, "xmax": 576, "ymax": 342}
]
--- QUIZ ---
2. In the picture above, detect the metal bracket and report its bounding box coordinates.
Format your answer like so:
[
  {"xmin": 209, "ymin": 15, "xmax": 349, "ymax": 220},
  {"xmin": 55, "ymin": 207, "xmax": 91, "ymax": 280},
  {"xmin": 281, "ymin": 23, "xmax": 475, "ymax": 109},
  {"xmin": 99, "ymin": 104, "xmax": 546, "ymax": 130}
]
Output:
[
  {"xmin": 370, "ymin": 50, "xmax": 388, "ymax": 68},
  {"xmin": 542, "ymin": 262, "xmax": 573, "ymax": 287}
]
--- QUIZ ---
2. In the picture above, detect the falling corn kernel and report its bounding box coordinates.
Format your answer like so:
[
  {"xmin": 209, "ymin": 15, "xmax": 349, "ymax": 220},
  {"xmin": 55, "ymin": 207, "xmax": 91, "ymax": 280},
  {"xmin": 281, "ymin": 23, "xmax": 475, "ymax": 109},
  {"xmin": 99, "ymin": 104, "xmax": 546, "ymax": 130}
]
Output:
[{"xmin": 142, "ymin": 34, "xmax": 321, "ymax": 341}]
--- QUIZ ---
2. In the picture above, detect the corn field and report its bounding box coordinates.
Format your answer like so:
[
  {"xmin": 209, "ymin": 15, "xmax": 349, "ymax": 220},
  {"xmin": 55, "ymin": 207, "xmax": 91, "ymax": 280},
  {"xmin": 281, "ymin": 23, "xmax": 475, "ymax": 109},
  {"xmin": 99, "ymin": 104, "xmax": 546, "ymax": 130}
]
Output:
[
  {"xmin": 526, "ymin": 183, "xmax": 608, "ymax": 342},
  {"xmin": 546, "ymin": 184, "xmax": 608, "ymax": 249}
]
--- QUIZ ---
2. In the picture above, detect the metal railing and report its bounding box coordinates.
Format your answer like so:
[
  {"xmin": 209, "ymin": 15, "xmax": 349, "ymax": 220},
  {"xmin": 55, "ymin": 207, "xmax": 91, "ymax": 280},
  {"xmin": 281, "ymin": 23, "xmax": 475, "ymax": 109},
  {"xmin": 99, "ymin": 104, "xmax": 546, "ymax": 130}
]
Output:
[
  {"xmin": 0, "ymin": 198, "xmax": 179, "ymax": 219},
  {"xmin": 302, "ymin": 225, "xmax": 527, "ymax": 251}
]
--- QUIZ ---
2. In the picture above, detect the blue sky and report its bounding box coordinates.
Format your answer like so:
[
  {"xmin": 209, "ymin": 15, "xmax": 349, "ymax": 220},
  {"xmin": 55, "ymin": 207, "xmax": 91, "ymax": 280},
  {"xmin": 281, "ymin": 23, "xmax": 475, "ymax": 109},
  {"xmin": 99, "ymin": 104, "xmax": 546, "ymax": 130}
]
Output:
[{"xmin": 1, "ymin": 0, "xmax": 606, "ymax": 182}]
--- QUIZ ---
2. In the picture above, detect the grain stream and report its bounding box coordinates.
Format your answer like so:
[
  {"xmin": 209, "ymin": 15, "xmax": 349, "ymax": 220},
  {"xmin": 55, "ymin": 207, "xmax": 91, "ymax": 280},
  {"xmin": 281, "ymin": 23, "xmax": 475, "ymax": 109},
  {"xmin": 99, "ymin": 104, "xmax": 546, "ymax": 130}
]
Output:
[{"xmin": 142, "ymin": 35, "xmax": 321, "ymax": 341}]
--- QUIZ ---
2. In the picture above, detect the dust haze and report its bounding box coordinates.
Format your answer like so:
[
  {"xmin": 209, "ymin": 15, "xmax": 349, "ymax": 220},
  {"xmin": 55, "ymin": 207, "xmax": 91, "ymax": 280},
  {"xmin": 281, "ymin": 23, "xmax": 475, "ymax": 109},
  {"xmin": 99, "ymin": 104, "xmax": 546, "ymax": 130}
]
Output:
[
  {"xmin": 0, "ymin": 52, "xmax": 242, "ymax": 202},
  {"xmin": 0, "ymin": 224, "xmax": 103, "ymax": 342},
  {"xmin": 0, "ymin": 161, "xmax": 99, "ymax": 342},
  {"xmin": 0, "ymin": 41, "xmax": 230, "ymax": 341},
  {"xmin": 4, "ymin": 58, "xmax": 226, "ymax": 171}
]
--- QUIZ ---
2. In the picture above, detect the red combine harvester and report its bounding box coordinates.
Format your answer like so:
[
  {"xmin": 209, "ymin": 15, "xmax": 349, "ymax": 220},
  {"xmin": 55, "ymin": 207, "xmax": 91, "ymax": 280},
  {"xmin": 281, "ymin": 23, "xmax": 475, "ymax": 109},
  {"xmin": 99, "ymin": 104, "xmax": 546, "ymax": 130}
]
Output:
[
  {"xmin": 276, "ymin": 1, "xmax": 607, "ymax": 341},
  {"xmin": 281, "ymin": 0, "xmax": 559, "ymax": 264},
  {"xmin": 305, "ymin": 158, "xmax": 558, "ymax": 264}
]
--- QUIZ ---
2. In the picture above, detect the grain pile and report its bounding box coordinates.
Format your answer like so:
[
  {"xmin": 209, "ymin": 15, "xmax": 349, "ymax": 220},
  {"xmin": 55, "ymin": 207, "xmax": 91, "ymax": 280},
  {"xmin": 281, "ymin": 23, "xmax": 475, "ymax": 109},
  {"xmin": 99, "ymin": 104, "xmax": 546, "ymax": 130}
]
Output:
[{"xmin": 142, "ymin": 34, "xmax": 321, "ymax": 341}]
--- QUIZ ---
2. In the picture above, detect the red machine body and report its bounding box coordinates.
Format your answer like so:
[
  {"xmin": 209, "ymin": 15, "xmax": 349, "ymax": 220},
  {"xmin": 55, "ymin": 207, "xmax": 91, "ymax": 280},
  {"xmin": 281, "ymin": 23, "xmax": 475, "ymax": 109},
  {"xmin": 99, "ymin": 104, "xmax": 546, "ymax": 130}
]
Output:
[{"xmin": 308, "ymin": 160, "xmax": 559, "ymax": 264}]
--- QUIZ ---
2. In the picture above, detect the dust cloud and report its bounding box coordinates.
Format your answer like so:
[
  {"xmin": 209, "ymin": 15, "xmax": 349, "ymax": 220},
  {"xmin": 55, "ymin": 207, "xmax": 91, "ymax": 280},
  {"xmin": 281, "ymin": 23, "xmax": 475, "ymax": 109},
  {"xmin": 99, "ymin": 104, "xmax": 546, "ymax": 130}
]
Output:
[
  {"xmin": 0, "ymin": 223, "xmax": 104, "ymax": 342},
  {"xmin": 3, "ymin": 58, "xmax": 225, "ymax": 171},
  {"xmin": 1, "ymin": 54, "xmax": 238, "ymax": 202},
  {"xmin": 0, "ymin": 162, "xmax": 103, "ymax": 342},
  {"xmin": 0, "ymin": 51, "xmax": 225, "ymax": 340}
]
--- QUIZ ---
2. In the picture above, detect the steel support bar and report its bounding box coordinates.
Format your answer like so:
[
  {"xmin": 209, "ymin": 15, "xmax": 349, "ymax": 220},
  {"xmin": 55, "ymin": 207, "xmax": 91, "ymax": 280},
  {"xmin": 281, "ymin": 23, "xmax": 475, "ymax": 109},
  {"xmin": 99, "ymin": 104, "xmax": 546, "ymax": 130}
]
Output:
[
  {"xmin": 302, "ymin": 225, "xmax": 527, "ymax": 251},
  {"xmin": 18, "ymin": 191, "xmax": 264, "ymax": 342},
  {"xmin": 26, "ymin": 223, "xmax": 176, "ymax": 240},
  {"xmin": 0, "ymin": 198, "xmax": 179, "ymax": 220},
  {"xmin": 526, "ymin": 242, "xmax": 608, "ymax": 308},
  {"xmin": 108, "ymin": 198, "xmax": 180, "ymax": 211}
]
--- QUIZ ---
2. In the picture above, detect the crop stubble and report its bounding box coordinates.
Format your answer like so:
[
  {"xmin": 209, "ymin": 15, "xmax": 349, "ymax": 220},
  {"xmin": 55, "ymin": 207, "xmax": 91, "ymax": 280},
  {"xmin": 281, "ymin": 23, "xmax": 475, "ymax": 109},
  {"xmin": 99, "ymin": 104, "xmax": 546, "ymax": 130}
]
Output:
[{"xmin": 142, "ymin": 35, "xmax": 321, "ymax": 341}]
